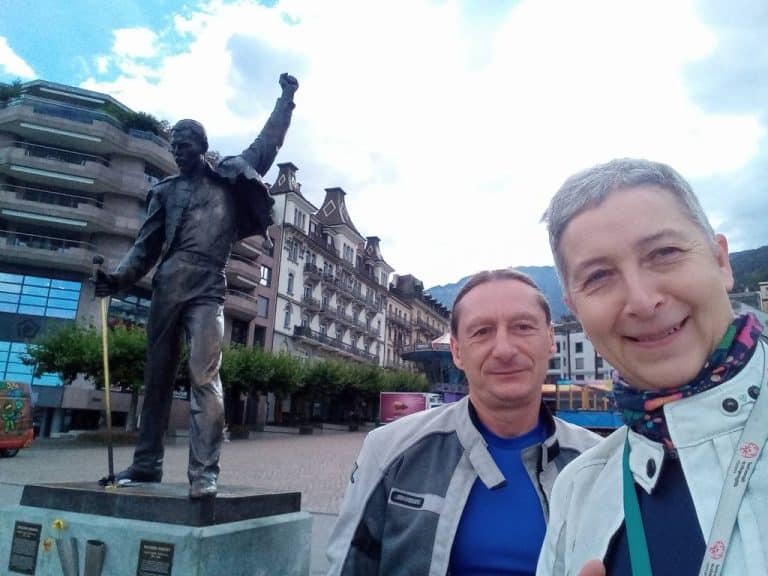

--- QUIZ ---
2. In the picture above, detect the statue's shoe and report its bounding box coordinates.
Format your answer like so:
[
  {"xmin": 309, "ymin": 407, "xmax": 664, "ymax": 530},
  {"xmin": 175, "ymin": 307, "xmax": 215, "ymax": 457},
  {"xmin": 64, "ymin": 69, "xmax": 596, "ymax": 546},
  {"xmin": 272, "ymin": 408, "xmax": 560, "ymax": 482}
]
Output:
[
  {"xmin": 189, "ymin": 478, "xmax": 217, "ymax": 499},
  {"xmin": 113, "ymin": 467, "xmax": 163, "ymax": 485}
]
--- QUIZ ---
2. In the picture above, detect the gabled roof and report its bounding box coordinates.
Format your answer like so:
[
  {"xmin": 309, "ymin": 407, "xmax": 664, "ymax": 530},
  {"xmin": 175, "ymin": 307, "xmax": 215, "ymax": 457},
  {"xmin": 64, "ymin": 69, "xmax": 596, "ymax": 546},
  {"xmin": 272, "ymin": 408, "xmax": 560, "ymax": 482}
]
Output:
[{"xmin": 315, "ymin": 187, "xmax": 364, "ymax": 241}]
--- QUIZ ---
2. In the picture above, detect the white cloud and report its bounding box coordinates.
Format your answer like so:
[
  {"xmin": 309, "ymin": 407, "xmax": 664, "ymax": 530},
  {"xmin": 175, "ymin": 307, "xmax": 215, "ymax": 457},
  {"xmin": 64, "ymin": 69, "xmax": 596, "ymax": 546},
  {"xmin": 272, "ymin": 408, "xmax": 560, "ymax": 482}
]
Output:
[
  {"xmin": 0, "ymin": 36, "xmax": 36, "ymax": 79},
  {"xmin": 112, "ymin": 27, "xmax": 158, "ymax": 59},
  {"xmin": 80, "ymin": 0, "xmax": 765, "ymax": 287}
]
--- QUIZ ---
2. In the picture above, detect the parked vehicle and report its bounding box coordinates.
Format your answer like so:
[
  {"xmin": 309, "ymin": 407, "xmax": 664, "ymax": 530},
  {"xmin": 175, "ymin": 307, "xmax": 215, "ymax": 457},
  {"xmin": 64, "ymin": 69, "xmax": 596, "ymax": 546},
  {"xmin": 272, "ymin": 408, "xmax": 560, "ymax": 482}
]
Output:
[
  {"xmin": 0, "ymin": 381, "xmax": 34, "ymax": 457},
  {"xmin": 379, "ymin": 392, "xmax": 442, "ymax": 424}
]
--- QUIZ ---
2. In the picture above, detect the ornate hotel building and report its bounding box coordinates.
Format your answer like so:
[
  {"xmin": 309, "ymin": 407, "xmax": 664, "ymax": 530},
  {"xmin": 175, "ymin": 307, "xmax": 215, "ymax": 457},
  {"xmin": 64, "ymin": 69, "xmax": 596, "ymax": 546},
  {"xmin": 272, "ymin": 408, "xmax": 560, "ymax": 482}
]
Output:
[{"xmin": 269, "ymin": 162, "xmax": 393, "ymax": 364}]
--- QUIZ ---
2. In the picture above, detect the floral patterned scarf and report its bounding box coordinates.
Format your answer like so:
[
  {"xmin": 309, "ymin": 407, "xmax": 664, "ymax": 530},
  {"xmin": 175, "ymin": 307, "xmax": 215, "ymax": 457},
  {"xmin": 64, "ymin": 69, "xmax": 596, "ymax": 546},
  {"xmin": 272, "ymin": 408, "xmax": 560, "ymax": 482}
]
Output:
[{"xmin": 613, "ymin": 313, "xmax": 764, "ymax": 450}]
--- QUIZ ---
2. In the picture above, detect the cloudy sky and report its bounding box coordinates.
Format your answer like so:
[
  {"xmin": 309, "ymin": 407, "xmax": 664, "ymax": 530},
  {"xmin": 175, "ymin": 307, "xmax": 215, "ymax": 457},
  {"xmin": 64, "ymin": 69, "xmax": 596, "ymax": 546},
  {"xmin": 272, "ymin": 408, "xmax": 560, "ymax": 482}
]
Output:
[{"xmin": 2, "ymin": 0, "xmax": 766, "ymax": 288}]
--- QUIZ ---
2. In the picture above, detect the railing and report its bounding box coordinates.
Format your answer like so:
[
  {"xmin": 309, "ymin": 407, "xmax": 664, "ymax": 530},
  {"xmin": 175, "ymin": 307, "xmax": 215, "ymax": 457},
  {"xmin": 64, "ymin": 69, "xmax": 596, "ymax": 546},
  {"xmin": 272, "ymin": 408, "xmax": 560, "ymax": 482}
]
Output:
[
  {"xmin": 0, "ymin": 229, "xmax": 95, "ymax": 253},
  {"xmin": 293, "ymin": 326, "xmax": 377, "ymax": 362},
  {"xmin": 307, "ymin": 230, "xmax": 340, "ymax": 258},
  {"xmin": 3, "ymin": 95, "xmax": 170, "ymax": 148},
  {"xmin": 304, "ymin": 263, "xmax": 322, "ymax": 280},
  {"xmin": 0, "ymin": 183, "xmax": 102, "ymax": 210},
  {"xmin": 388, "ymin": 314, "xmax": 409, "ymax": 328},
  {"xmin": 400, "ymin": 342, "xmax": 451, "ymax": 354},
  {"xmin": 320, "ymin": 302, "xmax": 338, "ymax": 316},
  {"xmin": 302, "ymin": 296, "xmax": 321, "ymax": 311},
  {"xmin": 10, "ymin": 140, "xmax": 110, "ymax": 167},
  {"xmin": 128, "ymin": 128, "xmax": 170, "ymax": 148},
  {"xmin": 5, "ymin": 95, "xmax": 124, "ymax": 131},
  {"xmin": 229, "ymin": 253, "xmax": 259, "ymax": 267}
]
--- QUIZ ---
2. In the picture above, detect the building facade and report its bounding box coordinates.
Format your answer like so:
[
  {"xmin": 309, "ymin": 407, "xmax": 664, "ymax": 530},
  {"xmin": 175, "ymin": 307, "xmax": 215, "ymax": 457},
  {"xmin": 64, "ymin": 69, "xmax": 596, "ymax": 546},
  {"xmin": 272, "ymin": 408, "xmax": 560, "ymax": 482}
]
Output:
[
  {"xmin": 547, "ymin": 320, "xmax": 614, "ymax": 384},
  {"xmin": 270, "ymin": 163, "xmax": 393, "ymax": 365}
]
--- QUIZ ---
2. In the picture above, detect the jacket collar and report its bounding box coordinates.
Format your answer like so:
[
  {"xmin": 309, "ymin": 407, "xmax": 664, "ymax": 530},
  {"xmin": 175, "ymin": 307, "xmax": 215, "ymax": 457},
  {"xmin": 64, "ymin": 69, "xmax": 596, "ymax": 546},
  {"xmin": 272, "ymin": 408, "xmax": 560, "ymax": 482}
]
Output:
[{"xmin": 627, "ymin": 339, "xmax": 767, "ymax": 492}]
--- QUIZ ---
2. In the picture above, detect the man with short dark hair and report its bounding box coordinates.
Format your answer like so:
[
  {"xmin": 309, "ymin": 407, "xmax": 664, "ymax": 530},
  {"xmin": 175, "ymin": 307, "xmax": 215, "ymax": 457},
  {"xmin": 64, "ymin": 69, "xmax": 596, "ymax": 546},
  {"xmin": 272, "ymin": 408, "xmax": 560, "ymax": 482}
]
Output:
[
  {"xmin": 95, "ymin": 73, "xmax": 298, "ymax": 498},
  {"xmin": 326, "ymin": 268, "xmax": 600, "ymax": 575}
]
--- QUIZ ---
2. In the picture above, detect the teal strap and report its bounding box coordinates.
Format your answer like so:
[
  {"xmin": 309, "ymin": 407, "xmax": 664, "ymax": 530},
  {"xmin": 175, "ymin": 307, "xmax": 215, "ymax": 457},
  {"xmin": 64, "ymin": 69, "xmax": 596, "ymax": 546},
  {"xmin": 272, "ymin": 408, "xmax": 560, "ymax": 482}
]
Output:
[{"xmin": 623, "ymin": 434, "xmax": 653, "ymax": 576}]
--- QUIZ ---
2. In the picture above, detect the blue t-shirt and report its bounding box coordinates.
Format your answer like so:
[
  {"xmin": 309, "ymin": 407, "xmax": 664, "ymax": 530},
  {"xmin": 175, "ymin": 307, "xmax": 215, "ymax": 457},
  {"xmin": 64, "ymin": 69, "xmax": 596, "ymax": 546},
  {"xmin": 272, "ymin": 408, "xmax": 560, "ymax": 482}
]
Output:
[{"xmin": 449, "ymin": 415, "xmax": 547, "ymax": 576}]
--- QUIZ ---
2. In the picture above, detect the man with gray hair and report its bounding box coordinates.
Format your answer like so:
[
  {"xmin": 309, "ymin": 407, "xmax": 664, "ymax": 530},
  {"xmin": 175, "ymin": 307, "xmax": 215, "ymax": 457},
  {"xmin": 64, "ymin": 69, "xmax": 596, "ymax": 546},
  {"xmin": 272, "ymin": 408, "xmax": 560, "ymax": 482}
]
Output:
[
  {"xmin": 95, "ymin": 74, "xmax": 298, "ymax": 498},
  {"xmin": 537, "ymin": 159, "xmax": 766, "ymax": 575}
]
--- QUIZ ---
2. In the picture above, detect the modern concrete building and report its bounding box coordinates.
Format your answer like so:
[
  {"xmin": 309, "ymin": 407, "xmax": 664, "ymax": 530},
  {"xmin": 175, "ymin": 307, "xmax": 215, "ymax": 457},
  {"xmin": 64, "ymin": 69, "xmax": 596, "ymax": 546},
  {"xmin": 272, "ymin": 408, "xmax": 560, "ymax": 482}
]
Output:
[
  {"xmin": 0, "ymin": 80, "xmax": 176, "ymax": 433},
  {"xmin": 547, "ymin": 320, "xmax": 614, "ymax": 384},
  {"xmin": 269, "ymin": 162, "xmax": 392, "ymax": 365}
]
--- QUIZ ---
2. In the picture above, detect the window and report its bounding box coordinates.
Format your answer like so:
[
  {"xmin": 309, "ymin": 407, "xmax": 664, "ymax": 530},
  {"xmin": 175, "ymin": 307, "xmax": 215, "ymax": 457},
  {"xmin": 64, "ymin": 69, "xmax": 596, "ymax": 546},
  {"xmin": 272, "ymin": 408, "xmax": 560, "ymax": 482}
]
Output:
[
  {"xmin": 575, "ymin": 342, "xmax": 584, "ymax": 354},
  {"xmin": 548, "ymin": 358, "xmax": 561, "ymax": 369},
  {"xmin": 343, "ymin": 244, "xmax": 354, "ymax": 262},
  {"xmin": 0, "ymin": 340, "xmax": 61, "ymax": 386},
  {"xmin": 575, "ymin": 358, "xmax": 584, "ymax": 370},
  {"xmin": 109, "ymin": 293, "xmax": 151, "ymax": 327},
  {"xmin": 556, "ymin": 342, "xmax": 561, "ymax": 353},
  {"xmin": 283, "ymin": 304, "xmax": 292, "ymax": 329},
  {"xmin": 0, "ymin": 272, "xmax": 80, "ymax": 319},
  {"xmin": 303, "ymin": 285, "xmax": 313, "ymax": 298},
  {"xmin": 293, "ymin": 208, "xmax": 306, "ymax": 230},
  {"xmin": 286, "ymin": 238, "xmax": 299, "ymax": 262},
  {"xmin": 301, "ymin": 314, "xmax": 310, "ymax": 328},
  {"xmin": 287, "ymin": 273, "xmax": 294, "ymax": 295},
  {"xmin": 259, "ymin": 266, "xmax": 272, "ymax": 287},
  {"xmin": 257, "ymin": 295, "xmax": 269, "ymax": 318},
  {"xmin": 231, "ymin": 319, "xmax": 249, "ymax": 345},
  {"xmin": 596, "ymin": 357, "xmax": 604, "ymax": 368}
]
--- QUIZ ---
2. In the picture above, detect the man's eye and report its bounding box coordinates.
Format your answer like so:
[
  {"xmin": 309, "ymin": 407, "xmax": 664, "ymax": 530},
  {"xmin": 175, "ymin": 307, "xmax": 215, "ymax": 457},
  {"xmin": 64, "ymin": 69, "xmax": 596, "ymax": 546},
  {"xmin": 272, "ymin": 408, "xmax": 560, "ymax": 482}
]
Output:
[
  {"xmin": 471, "ymin": 327, "xmax": 490, "ymax": 337},
  {"xmin": 651, "ymin": 246, "xmax": 683, "ymax": 261},
  {"xmin": 583, "ymin": 269, "xmax": 611, "ymax": 288}
]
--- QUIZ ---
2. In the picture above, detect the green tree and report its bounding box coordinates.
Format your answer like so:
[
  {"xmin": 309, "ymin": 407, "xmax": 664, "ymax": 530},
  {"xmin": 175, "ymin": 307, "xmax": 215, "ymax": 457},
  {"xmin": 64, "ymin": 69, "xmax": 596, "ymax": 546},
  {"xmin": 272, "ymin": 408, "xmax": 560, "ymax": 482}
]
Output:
[
  {"xmin": 0, "ymin": 79, "xmax": 23, "ymax": 103},
  {"xmin": 23, "ymin": 323, "xmax": 148, "ymax": 431},
  {"xmin": 22, "ymin": 324, "xmax": 100, "ymax": 384},
  {"xmin": 381, "ymin": 370, "xmax": 430, "ymax": 392}
]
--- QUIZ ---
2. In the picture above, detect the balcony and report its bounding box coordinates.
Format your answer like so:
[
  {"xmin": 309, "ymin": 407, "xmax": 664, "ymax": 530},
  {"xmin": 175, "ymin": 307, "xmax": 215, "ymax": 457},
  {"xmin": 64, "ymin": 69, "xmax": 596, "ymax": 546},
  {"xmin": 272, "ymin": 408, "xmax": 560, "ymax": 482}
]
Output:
[
  {"xmin": 224, "ymin": 289, "xmax": 259, "ymax": 320},
  {"xmin": 388, "ymin": 314, "xmax": 409, "ymax": 329},
  {"xmin": 306, "ymin": 230, "xmax": 339, "ymax": 258},
  {"xmin": 0, "ymin": 228, "xmax": 96, "ymax": 273},
  {"xmin": 0, "ymin": 142, "xmax": 146, "ymax": 198},
  {"xmin": 225, "ymin": 254, "xmax": 261, "ymax": 289},
  {"xmin": 335, "ymin": 309, "xmax": 356, "ymax": 328},
  {"xmin": 322, "ymin": 271, "xmax": 336, "ymax": 286},
  {"xmin": 232, "ymin": 237, "xmax": 272, "ymax": 260},
  {"xmin": 304, "ymin": 263, "xmax": 322, "ymax": 283},
  {"xmin": 302, "ymin": 296, "xmax": 321, "ymax": 313},
  {"xmin": 0, "ymin": 183, "xmax": 140, "ymax": 236},
  {"xmin": 319, "ymin": 302, "xmax": 338, "ymax": 318},
  {"xmin": 293, "ymin": 326, "xmax": 378, "ymax": 363},
  {"xmin": 0, "ymin": 95, "xmax": 174, "ymax": 171}
]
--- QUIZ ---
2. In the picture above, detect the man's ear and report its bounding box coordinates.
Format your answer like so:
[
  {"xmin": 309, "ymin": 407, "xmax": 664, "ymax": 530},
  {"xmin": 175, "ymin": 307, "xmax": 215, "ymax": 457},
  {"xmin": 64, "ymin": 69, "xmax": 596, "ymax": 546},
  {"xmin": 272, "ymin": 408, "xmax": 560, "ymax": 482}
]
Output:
[
  {"xmin": 548, "ymin": 324, "xmax": 556, "ymax": 354},
  {"xmin": 714, "ymin": 234, "xmax": 734, "ymax": 291},
  {"xmin": 449, "ymin": 335, "xmax": 464, "ymax": 371}
]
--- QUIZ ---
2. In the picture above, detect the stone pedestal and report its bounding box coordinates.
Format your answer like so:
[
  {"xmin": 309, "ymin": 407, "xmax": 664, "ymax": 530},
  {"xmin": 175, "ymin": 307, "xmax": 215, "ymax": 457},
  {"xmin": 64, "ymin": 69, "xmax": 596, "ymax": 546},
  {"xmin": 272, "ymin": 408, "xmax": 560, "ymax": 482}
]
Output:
[{"xmin": 0, "ymin": 483, "xmax": 311, "ymax": 576}]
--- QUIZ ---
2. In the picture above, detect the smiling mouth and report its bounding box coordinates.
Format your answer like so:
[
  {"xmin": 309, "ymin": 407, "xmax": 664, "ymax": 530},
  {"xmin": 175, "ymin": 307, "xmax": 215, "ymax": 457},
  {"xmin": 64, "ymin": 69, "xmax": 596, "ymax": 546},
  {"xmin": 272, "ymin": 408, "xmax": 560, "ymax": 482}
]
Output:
[{"xmin": 627, "ymin": 318, "xmax": 687, "ymax": 343}]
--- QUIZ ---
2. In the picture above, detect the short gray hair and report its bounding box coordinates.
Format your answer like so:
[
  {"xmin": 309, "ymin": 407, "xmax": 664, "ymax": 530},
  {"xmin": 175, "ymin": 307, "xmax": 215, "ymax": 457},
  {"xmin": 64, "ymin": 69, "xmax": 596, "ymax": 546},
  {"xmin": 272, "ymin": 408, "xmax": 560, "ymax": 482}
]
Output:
[{"xmin": 542, "ymin": 158, "xmax": 716, "ymax": 287}]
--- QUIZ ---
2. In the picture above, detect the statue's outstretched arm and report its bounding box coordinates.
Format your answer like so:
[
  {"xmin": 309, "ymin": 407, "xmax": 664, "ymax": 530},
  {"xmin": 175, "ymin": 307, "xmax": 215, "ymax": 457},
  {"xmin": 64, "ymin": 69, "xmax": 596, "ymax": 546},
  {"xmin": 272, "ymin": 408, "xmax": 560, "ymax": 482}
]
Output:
[{"xmin": 241, "ymin": 73, "xmax": 299, "ymax": 176}]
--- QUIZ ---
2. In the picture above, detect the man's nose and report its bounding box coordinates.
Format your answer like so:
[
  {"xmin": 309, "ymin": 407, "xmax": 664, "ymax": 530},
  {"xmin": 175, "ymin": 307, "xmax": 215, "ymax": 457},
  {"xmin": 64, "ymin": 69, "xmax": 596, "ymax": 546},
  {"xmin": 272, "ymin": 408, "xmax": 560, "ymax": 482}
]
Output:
[
  {"xmin": 491, "ymin": 328, "xmax": 518, "ymax": 357},
  {"xmin": 622, "ymin": 269, "xmax": 664, "ymax": 319}
]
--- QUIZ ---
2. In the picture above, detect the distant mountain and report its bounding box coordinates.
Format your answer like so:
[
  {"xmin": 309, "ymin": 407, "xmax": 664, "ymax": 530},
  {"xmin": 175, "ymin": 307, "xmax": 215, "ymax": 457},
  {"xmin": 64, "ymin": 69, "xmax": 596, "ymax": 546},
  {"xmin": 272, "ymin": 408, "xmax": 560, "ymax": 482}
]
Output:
[
  {"xmin": 730, "ymin": 245, "xmax": 768, "ymax": 292},
  {"xmin": 426, "ymin": 246, "xmax": 768, "ymax": 322},
  {"xmin": 426, "ymin": 266, "xmax": 568, "ymax": 321}
]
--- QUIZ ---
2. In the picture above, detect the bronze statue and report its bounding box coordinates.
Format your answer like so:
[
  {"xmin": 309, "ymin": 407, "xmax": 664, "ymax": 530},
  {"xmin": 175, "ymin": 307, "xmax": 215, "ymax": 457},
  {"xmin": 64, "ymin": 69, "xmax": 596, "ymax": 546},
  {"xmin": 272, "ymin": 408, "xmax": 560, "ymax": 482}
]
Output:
[{"xmin": 95, "ymin": 73, "xmax": 298, "ymax": 498}]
